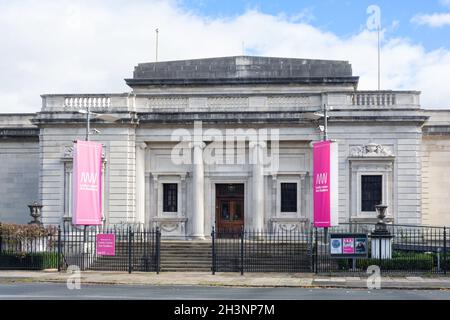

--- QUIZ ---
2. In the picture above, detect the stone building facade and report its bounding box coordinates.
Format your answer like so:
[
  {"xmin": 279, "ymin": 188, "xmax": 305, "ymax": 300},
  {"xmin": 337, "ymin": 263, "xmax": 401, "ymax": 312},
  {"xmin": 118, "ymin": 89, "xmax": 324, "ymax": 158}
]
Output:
[{"xmin": 1, "ymin": 56, "xmax": 449, "ymax": 237}]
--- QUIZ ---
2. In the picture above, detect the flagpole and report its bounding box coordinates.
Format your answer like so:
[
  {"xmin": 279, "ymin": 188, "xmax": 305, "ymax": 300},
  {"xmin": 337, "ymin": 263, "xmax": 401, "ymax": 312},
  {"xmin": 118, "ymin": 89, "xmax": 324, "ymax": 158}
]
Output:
[
  {"xmin": 155, "ymin": 28, "xmax": 159, "ymax": 62},
  {"xmin": 377, "ymin": 26, "xmax": 381, "ymax": 90},
  {"xmin": 85, "ymin": 104, "xmax": 90, "ymax": 141}
]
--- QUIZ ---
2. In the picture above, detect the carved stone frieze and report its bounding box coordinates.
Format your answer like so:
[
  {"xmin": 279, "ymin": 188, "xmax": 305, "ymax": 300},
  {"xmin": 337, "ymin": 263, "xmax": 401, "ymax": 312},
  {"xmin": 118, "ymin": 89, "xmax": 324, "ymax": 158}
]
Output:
[{"xmin": 349, "ymin": 143, "xmax": 394, "ymax": 158}]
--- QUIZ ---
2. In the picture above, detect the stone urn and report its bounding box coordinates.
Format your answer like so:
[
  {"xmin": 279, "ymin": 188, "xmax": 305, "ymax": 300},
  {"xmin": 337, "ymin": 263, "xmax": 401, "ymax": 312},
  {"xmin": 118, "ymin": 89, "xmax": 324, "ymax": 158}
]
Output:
[{"xmin": 28, "ymin": 201, "xmax": 43, "ymax": 225}]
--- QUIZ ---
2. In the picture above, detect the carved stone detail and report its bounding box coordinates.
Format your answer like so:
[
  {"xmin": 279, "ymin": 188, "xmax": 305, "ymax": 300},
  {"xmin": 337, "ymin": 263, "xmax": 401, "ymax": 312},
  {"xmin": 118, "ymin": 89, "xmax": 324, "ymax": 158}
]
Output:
[
  {"xmin": 63, "ymin": 145, "xmax": 106, "ymax": 159},
  {"xmin": 268, "ymin": 96, "xmax": 312, "ymax": 108},
  {"xmin": 349, "ymin": 143, "xmax": 394, "ymax": 158},
  {"xmin": 159, "ymin": 223, "xmax": 179, "ymax": 233},
  {"xmin": 63, "ymin": 146, "xmax": 74, "ymax": 159},
  {"xmin": 207, "ymin": 97, "xmax": 249, "ymax": 109},
  {"xmin": 278, "ymin": 224, "xmax": 298, "ymax": 231},
  {"xmin": 147, "ymin": 97, "xmax": 188, "ymax": 110}
]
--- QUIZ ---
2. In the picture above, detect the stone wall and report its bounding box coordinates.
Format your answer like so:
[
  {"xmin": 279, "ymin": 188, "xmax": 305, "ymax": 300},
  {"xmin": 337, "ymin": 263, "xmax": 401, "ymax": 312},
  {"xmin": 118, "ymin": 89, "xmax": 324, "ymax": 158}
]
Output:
[
  {"xmin": 422, "ymin": 136, "xmax": 450, "ymax": 226},
  {"xmin": 0, "ymin": 140, "xmax": 39, "ymax": 223}
]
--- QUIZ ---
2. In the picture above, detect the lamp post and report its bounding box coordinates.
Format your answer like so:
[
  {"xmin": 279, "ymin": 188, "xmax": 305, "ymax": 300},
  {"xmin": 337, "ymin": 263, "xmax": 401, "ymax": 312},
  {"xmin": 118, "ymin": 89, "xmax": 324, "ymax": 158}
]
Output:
[
  {"xmin": 77, "ymin": 106, "xmax": 120, "ymax": 269},
  {"xmin": 303, "ymin": 104, "xmax": 331, "ymax": 141},
  {"xmin": 78, "ymin": 105, "xmax": 121, "ymax": 141},
  {"xmin": 303, "ymin": 104, "xmax": 334, "ymax": 248}
]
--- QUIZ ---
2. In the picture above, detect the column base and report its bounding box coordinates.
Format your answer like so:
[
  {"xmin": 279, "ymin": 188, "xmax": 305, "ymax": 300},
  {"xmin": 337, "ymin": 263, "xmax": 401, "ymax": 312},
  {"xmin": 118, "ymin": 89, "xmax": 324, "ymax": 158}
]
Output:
[{"xmin": 189, "ymin": 234, "xmax": 206, "ymax": 240}]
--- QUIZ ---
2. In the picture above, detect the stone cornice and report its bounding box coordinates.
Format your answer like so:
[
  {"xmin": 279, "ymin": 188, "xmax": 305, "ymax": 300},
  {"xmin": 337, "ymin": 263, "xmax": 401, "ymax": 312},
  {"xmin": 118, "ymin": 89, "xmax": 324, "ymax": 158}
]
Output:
[
  {"xmin": 422, "ymin": 125, "xmax": 450, "ymax": 136},
  {"xmin": 0, "ymin": 128, "xmax": 39, "ymax": 139},
  {"xmin": 125, "ymin": 76, "xmax": 360, "ymax": 87},
  {"xmin": 30, "ymin": 111, "xmax": 139, "ymax": 126},
  {"xmin": 137, "ymin": 111, "xmax": 429, "ymax": 125}
]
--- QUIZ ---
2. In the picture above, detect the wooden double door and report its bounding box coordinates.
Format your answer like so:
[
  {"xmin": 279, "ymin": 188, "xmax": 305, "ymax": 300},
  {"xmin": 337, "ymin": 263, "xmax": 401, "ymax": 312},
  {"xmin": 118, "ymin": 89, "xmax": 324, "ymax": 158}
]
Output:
[{"xmin": 215, "ymin": 184, "xmax": 244, "ymax": 233}]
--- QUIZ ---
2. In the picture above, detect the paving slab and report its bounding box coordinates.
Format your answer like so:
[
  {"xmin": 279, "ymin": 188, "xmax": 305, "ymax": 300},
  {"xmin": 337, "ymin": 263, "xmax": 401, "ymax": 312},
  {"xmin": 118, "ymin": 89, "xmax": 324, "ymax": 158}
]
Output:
[{"xmin": 0, "ymin": 271, "xmax": 450, "ymax": 289}]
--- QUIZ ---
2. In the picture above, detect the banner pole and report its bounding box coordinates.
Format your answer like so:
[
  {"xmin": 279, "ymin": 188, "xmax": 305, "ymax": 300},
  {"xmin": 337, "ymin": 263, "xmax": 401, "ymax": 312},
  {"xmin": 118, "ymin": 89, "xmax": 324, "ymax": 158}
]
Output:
[{"xmin": 85, "ymin": 104, "xmax": 90, "ymax": 142}]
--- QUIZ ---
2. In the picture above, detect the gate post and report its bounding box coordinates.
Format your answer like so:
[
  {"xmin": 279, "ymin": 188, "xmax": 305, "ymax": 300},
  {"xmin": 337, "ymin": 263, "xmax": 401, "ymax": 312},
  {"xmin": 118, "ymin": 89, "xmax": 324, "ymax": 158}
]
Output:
[
  {"xmin": 314, "ymin": 227, "xmax": 318, "ymax": 274},
  {"xmin": 444, "ymin": 227, "xmax": 447, "ymax": 275},
  {"xmin": 156, "ymin": 227, "xmax": 161, "ymax": 274},
  {"xmin": 211, "ymin": 227, "xmax": 216, "ymax": 275},
  {"xmin": 128, "ymin": 226, "xmax": 132, "ymax": 274},
  {"xmin": 57, "ymin": 226, "xmax": 62, "ymax": 272},
  {"xmin": 0, "ymin": 223, "xmax": 3, "ymax": 253},
  {"xmin": 240, "ymin": 229, "xmax": 244, "ymax": 275}
]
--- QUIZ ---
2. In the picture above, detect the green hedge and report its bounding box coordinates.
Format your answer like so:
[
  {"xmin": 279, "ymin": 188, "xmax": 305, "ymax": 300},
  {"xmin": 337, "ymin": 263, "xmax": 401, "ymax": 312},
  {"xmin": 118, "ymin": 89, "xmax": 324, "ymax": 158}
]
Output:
[
  {"xmin": 0, "ymin": 251, "xmax": 59, "ymax": 270},
  {"xmin": 337, "ymin": 252, "xmax": 435, "ymax": 271}
]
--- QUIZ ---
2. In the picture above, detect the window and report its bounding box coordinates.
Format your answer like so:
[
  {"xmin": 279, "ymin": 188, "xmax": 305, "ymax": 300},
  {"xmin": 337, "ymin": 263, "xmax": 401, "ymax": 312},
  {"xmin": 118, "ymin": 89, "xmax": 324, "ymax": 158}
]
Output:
[
  {"xmin": 163, "ymin": 183, "xmax": 178, "ymax": 212},
  {"xmin": 361, "ymin": 175, "xmax": 382, "ymax": 212},
  {"xmin": 281, "ymin": 183, "xmax": 297, "ymax": 212}
]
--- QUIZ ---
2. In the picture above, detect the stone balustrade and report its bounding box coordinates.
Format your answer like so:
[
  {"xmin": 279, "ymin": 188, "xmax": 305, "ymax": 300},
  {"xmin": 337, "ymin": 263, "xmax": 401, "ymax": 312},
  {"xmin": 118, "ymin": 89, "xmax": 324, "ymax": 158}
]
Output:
[
  {"xmin": 64, "ymin": 96, "xmax": 111, "ymax": 109},
  {"xmin": 327, "ymin": 91, "xmax": 420, "ymax": 109},
  {"xmin": 41, "ymin": 90, "xmax": 421, "ymax": 112},
  {"xmin": 352, "ymin": 91, "xmax": 396, "ymax": 106},
  {"xmin": 41, "ymin": 94, "xmax": 131, "ymax": 112}
]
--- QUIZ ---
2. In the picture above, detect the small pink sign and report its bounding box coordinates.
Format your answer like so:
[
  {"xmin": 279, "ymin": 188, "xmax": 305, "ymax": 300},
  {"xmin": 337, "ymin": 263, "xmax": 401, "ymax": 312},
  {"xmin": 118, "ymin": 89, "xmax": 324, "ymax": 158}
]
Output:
[
  {"xmin": 96, "ymin": 234, "xmax": 115, "ymax": 256},
  {"xmin": 342, "ymin": 238, "xmax": 355, "ymax": 254}
]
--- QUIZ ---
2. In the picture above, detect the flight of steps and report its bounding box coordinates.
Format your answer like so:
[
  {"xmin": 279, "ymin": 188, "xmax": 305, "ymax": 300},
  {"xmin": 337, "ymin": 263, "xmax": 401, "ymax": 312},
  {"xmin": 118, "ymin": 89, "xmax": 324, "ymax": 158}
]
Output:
[{"xmin": 160, "ymin": 240, "xmax": 212, "ymax": 272}]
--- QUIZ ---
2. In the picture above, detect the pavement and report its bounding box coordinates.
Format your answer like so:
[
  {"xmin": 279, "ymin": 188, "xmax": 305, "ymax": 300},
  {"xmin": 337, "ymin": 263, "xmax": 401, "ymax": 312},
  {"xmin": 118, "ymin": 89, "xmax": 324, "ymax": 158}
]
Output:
[
  {"xmin": 1, "ymin": 270, "xmax": 450, "ymax": 290},
  {"xmin": 2, "ymin": 283, "xmax": 450, "ymax": 300}
]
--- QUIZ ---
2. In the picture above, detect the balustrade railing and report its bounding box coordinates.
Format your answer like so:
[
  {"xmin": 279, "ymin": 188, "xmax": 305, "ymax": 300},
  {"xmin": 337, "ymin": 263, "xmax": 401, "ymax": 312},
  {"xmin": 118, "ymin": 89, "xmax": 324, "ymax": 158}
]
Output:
[
  {"xmin": 64, "ymin": 96, "xmax": 111, "ymax": 110},
  {"xmin": 352, "ymin": 92, "xmax": 397, "ymax": 106}
]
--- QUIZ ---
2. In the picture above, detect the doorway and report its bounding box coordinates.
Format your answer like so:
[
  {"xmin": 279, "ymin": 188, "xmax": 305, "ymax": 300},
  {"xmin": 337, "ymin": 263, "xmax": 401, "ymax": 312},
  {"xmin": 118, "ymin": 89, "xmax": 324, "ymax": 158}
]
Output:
[{"xmin": 215, "ymin": 184, "xmax": 244, "ymax": 233}]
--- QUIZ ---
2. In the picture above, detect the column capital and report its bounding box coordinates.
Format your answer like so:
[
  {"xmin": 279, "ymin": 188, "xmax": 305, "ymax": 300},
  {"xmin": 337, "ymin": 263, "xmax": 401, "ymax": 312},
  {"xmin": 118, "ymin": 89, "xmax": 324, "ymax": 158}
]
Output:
[
  {"xmin": 137, "ymin": 142, "xmax": 147, "ymax": 150},
  {"xmin": 249, "ymin": 140, "xmax": 267, "ymax": 149},
  {"xmin": 189, "ymin": 141, "xmax": 206, "ymax": 149}
]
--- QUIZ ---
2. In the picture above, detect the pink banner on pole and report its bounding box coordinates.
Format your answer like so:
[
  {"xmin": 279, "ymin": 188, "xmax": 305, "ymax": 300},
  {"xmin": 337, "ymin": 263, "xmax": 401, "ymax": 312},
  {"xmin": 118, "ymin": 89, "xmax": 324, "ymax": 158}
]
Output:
[
  {"xmin": 313, "ymin": 140, "xmax": 339, "ymax": 227},
  {"xmin": 96, "ymin": 234, "xmax": 115, "ymax": 256},
  {"xmin": 72, "ymin": 140, "xmax": 103, "ymax": 226}
]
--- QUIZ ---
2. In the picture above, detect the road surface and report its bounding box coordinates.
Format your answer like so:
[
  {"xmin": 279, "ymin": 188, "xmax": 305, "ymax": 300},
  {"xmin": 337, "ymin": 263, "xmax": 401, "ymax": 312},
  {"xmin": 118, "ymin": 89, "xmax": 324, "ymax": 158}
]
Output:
[{"xmin": 0, "ymin": 282, "xmax": 449, "ymax": 300}]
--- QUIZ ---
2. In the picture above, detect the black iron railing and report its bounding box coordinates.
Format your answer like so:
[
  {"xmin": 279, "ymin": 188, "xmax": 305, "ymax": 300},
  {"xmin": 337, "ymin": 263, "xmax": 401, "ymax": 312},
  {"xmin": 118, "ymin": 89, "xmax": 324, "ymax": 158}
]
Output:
[
  {"xmin": 0, "ymin": 223, "xmax": 161, "ymax": 273},
  {"xmin": 1, "ymin": 221, "xmax": 449, "ymax": 275},
  {"xmin": 60, "ymin": 225, "xmax": 161, "ymax": 273},
  {"xmin": 211, "ymin": 227, "xmax": 312, "ymax": 274},
  {"xmin": 314, "ymin": 223, "xmax": 448, "ymax": 275}
]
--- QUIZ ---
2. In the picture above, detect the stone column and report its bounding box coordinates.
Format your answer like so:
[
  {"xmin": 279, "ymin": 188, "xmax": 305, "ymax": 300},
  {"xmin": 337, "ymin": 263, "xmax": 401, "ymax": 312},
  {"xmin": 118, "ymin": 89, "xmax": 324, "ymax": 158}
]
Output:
[
  {"xmin": 191, "ymin": 141, "xmax": 205, "ymax": 239},
  {"xmin": 250, "ymin": 141, "xmax": 266, "ymax": 231},
  {"xmin": 135, "ymin": 143, "xmax": 147, "ymax": 226}
]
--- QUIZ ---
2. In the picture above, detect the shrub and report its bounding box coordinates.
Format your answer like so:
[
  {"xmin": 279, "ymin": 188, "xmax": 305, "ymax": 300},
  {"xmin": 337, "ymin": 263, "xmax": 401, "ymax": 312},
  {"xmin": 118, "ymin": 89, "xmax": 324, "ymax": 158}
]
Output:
[
  {"xmin": 337, "ymin": 252, "xmax": 435, "ymax": 271},
  {"xmin": 0, "ymin": 223, "xmax": 57, "ymax": 240},
  {"xmin": 0, "ymin": 251, "xmax": 59, "ymax": 270}
]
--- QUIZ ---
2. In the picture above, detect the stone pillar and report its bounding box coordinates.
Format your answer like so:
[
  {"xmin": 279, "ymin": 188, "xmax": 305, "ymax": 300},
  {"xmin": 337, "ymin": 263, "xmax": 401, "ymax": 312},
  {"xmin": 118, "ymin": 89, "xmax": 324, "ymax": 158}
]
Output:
[
  {"xmin": 250, "ymin": 141, "xmax": 265, "ymax": 231},
  {"xmin": 191, "ymin": 141, "xmax": 205, "ymax": 239},
  {"xmin": 135, "ymin": 143, "xmax": 147, "ymax": 226}
]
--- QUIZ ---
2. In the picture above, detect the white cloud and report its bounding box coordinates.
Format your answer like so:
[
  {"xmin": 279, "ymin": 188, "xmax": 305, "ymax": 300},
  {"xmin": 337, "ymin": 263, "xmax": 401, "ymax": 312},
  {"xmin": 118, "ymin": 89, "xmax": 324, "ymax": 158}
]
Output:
[
  {"xmin": 441, "ymin": 0, "xmax": 450, "ymax": 8},
  {"xmin": 411, "ymin": 13, "xmax": 450, "ymax": 27},
  {"xmin": 0, "ymin": 0, "xmax": 449, "ymax": 112}
]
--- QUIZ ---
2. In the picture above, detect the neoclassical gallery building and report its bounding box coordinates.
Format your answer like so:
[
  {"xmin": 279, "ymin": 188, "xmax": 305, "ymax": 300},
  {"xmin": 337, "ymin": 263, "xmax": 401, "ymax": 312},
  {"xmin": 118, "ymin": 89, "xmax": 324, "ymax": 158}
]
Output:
[{"xmin": 1, "ymin": 56, "xmax": 450, "ymax": 238}]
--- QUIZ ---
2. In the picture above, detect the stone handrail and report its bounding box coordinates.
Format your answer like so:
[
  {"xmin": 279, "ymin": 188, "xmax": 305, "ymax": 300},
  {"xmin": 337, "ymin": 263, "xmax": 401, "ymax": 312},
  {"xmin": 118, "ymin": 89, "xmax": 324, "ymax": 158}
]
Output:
[
  {"xmin": 64, "ymin": 96, "xmax": 111, "ymax": 109},
  {"xmin": 41, "ymin": 90, "xmax": 421, "ymax": 112},
  {"xmin": 352, "ymin": 91, "xmax": 396, "ymax": 106},
  {"xmin": 327, "ymin": 91, "xmax": 420, "ymax": 109},
  {"xmin": 41, "ymin": 94, "xmax": 131, "ymax": 112}
]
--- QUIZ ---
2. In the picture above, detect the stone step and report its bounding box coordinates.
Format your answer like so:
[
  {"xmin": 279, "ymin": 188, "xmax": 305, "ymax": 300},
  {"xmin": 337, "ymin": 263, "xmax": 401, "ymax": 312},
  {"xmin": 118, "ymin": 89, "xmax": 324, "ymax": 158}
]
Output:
[
  {"xmin": 161, "ymin": 268, "xmax": 212, "ymax": 272},
  {"xmin": 161, "ymin": 252, "xmax": 210, "ymax": 254},
  {"xmin": 161, "ymin": 260, "xmax": 211, "ymax": 265},
  {"xmin": 161, "ymin": 257, "xmax": 211, "ymax": 261}
]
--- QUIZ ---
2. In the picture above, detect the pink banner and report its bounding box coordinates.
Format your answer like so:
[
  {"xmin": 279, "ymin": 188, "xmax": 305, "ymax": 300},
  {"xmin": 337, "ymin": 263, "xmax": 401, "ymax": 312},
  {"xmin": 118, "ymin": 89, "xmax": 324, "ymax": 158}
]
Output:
[
  {"xmin": 72, "ymin": 140, "xmax": 103, "ymax": 226},
  {"xmin": 96, "ymin": 234, "xmax": 115, "ymax": 256},
  {"xmin": 313, "ymin": 140, "xmax": 339, "ymax": 227}
]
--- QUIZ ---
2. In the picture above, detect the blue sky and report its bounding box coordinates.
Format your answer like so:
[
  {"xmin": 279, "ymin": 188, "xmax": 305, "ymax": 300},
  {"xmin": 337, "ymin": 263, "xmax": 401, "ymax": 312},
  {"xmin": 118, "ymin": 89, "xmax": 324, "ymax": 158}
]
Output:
[{"xmin": 180, "ymin": 0, "xmax": 450, "ymax": 51}]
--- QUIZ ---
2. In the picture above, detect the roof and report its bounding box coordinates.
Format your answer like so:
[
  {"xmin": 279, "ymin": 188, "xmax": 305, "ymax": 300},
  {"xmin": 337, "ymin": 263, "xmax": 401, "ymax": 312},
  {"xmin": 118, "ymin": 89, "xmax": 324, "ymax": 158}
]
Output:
[{"xmin": 125, "ymin": 56, "xmax": 359, "ymax": 86}]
